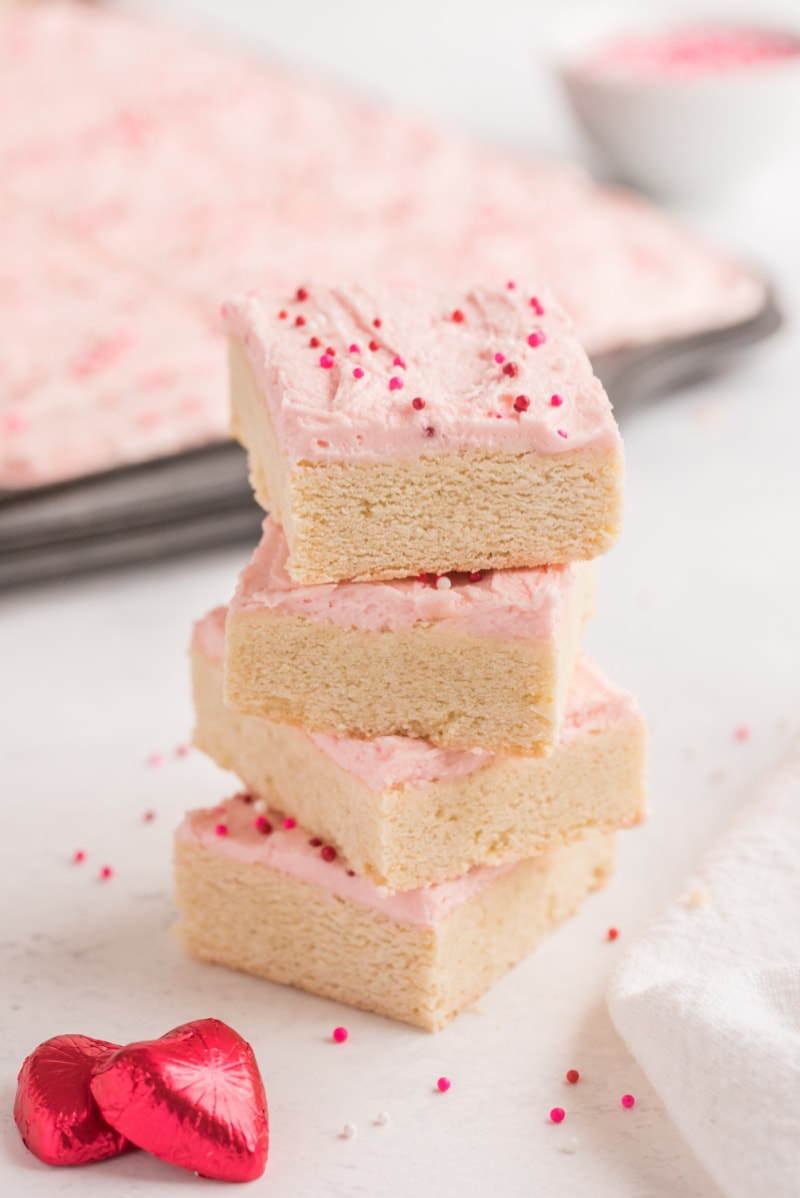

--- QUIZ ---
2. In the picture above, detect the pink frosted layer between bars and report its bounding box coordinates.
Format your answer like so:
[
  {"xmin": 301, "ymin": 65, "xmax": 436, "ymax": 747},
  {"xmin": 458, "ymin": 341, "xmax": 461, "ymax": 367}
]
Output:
[
  {"xmin": 177, "ymin": 792, "xmax": 513, "ymax": 927},
  {"xmin": 0, "ymin": 3, "xmax": 767, "ymax": 489},
  {"xmin": 224, "ymin": 284, "xmax": 621, "ymax": 465},
  {"xmin": 231, "ymin": 516, "xmax": 590, "ymax": 639},
  {"xmin": 194, "ymin": 607, "xmax": 641, "ymax": 791}
]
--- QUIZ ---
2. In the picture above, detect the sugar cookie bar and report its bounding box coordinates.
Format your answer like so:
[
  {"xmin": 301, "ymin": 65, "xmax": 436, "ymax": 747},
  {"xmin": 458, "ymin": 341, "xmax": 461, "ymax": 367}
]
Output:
[
  {"xmin": 175, "ymin": 793, "xmax": 616, "ymax": 1031},
  {"xmin": 224, "ymin": 518, "xmax": 594, "ymax": 754},
  {"xmin": 194, "ymin": 609, "xmax": 645, "ymax": 891},
  {"xmin": 223, "ymin": 284, "xmax": 624, "ymax": 583}
]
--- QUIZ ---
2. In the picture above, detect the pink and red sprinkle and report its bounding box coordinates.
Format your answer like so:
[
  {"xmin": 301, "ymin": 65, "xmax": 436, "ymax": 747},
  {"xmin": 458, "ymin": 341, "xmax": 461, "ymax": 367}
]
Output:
[
  {"xmin": 506, "ymin": 280, "xmax": 516, "ymax": 290},
  {"xmin": 283, "ymin": 817, "xmax": 297, "ymax": 830},
  {"xmin": 353, "ymin": 367, "xmax": 364, "ymax": 379},
  {"xmin": 143, "ymin": 810, "xmax": 156, "ymax": 823},
  {"xmin": 530, "ymin": 297, "xmax": 545, "ymax": 316},
  {"xmin": 349, "ymin": 343, "xmax": 361, "ymax": 353},
  {"xmin": 549, "ymin": 1107, "xmax": 565, "ymax": 1124},
  {"xmin": 513, "ymin": 395, "xmax": 530, "ymax": 413},
  {"xmin": 373, "ymin": 318, "xmax": 382, "ymax": 328},
  {"xmin": 369, "ymin": 339, "xmax": 380, "ymax": 352},
  {"xmin": 566, "ymin": 1069, "xmax": 580, "ymax": 1084},
  {"xmin": 332, "ymin": 1027, "xmax": 349, "ymax": 1044},
  {"xmin": 214, "ymin": 824, "xmax": 228, "ymax": 837},
  {"xmin": 621, "ymin": 1094, "xmax": 636, "ymax": 1109},
  {"xmin": 451, "ymin": 309, "xmax": 465, "ymax": 323},
  {"xmin": 502, "ymin": 362, "xmax": 518, "ymax": 378},
  {"xmin": 295, "ymin": 315, "xmax": 306, "ymax": 327},
  {"xmin": 412, "ymin": 397, "xmax": 426, "ymax": 410},
  {"xmin": 175, "ymin": 744, "xmax": 190, "ymax": 758},
  {"xmin": 424, "ymin": 426, "xmax": 435, "ymax": 438},
  {"xmin": 437, "ymin": 1077, "xmax": 451, "ymax": 1093},
  {"xmin": 557, "ymin": 429, "xmax": 568, "ymax": 439},
  {"xmin": 607, "ymin": 927, "xmax": 619, "ymax": 942},
  {"xmin": 72, "ymin": 850, "xmax": 86, "ymax": 865},
  {"xmin": 494, "ymin": 352, "xmax": 505, "ymax": 364},
  {"xmin": 527, "ymin": 330, "xmax": 547, "ymax": 348},
  {"xmin": 99, "ymin": 865, "xmax": 113, "ymax": 881},
  {"xmin": 389, "ymin": 376, "xmax": 404, "ymax": 391},
  {"xmin": 309, "ymin": 336, "xmax": 321, "ymax": 348},
  {"xmin": 296, "ymin": 287, "xmax": 309, "ymax": 302},
  {"xmin": 319, "ymin": 354, "xmax": 334, "ymax": 369},
  {"xmin": 550, "ymin": 394, "xmax": 563, "ymax": 407},
  {"xmin": 278, "ymin": 310, "xmax": 287, "ymax": 320},
  {"xmin": 320, "ymin": 846, "xmax": 337, "ymax": 863},
  {"xmin": 469, "ymin": 571, "xmax": 483, "ymax": 583},
  {"xmin": 393, "ymin": 355, "xmax": 406, "ymax": 369},
  {"xmin": 146, "ymin": 751, "xmax": 163, "ymax": 768},
  {"xmin": 734, "ymin": 725, "xmax": 750, "ymax": 742},
  {"xmin": 255, "ymin": 816, "xmax": 272, "ymax": 835},
  {"xmin": 309, "ymin": 838, "xmax": 322, "ymax": 848}
]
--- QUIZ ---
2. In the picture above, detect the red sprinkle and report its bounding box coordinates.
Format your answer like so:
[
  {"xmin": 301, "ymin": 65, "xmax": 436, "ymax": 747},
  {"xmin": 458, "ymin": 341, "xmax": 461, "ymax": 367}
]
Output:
[
  {"xmin": 369, "ymin": 339, "xmax": 380, "ymax": 351},
  {"xmin": 255, "ymin": 816, "xmax": 272, "ymax": 834},
  {"xmin": 175, "ymin": 744, "xmax": 190, "ymax": 758},
  {"xmin": 295, "ymin": 315, "xmax": 306, "ymax": 327},
  {"xmin": 373, "ymin": 318, "xmax": 382, "ymax": 328},
  {"xmin": 214, "ymin": 824, "xmax": 228, "ymax": 837},
  {"xmin": 412, "ymin": 397, "xmax": 426, "ymax": 410},
  {"xmin": 424, "ymin": 426, "xmax": 435, "ymax": 437},
  {"xmin": 513, "ymin": 395, "xmax": 530, "ymax": 413},
  {"xmin": 566, "ymin": 1069, "xmax": 580, "ymax": 1084},
  {"xmin": 393, "ymin": 355, "xmax": 406, "ymax": 369},
  {"xmin": 146, "ymin": 751, "xmax": 162, "ymax": 768},
  {"xmin": 353, "ymin": 367, "xmax": 365, "ymax": 379},
  {"xmin": 506, "ymin": 280, "xmax": 516, "ymax": 290},
  {"xmin": 319, "ymin": 354, "xmax": 334, "ymax": 369},
  {"xmin": 326, "ymin": 346, "xmax": 336, "ymax": 356},
  {"xmin": 309, "ymin": 838, "xmax": 322, "ymax": 847},
  {"xmin": 346, "ymin": 869, "xmax": 356, "ymax": 877},
  {"xmin": 502, "ymin": 362, "xmax": 518, "ymax": 378},
  {"xmin": 332, "ymin": 1026, "xmax": 349, "ymax": 1044},
  {"xmin": 321, "ymin": 845, "xmax": 337, "ymax": 862},
  {"xmin": 451, "ymin": 309, "xmax": 465, "ymax": 323},
  {"xmin": 143, "ymin": 810, "xmax": 156, "ymax": 823},
  {"xmin": 278, "ymin": 310, "xmax": 288, "ymax": 320},
  {"xmin": 309, "ymin": 336, "xmax": 321, "ymax": 348},
  {"xmin": 283, "ymin": 817, "xmax": 297, "ymax": 830},
  {"xmin": 621, "ymin": 1094, "xmax": 636, "ymax": 1109},
  {"xmin": 527, "ymin": 330, "xmax": 547, "ymax": 348},
  {"xmin": 550, "ymin": 394, "xmax": 563, "ymax": 407},
  {"xmin": 99, "ymin": 865, "xmax": 113, "ymax": 881},
  {"xmin": 557, "ymin": 429, "xmax": 568, "ymax": 439},
  {"xmin": 549, "ymin": 1108, "xmax": 565, "ymax": 1124},
  {"xmin": 530, "ymin": 297, "xmax": 545, "ymax": 316},
  {"xmin": 239, "ymin": 793, "xmax": 254, "ymax": 804},
  {"xmin": 607, "ymin": 927, "xmax": 619, "ymax": 941},
  {"xmin": 437, "ymin": 1077, "xmax": 451, "ymax": 1093},
  {"xmin": 494, "ymin": 352, "xmax": 505, "ymax": 364},
  {"xmin": 349, "ymin": 343, "xmax": 361, "ymax": 353},
  {"xmin": 296, "ymin": 287, "xmax": 309, "ymax": 301},
  {"xmin": 389, "ymin": 376, "xmax": 404, "ymax": 391},
  {"xmin": 73, "ymin": 850, "xmax": 86, "ymax": 864},
  {"xmin": 734, "ymin": 725, "xmax": 750, "ymax": 742},
  {"xmin": 468, "ymin": 571, "xmax": 483, "ymax": 583}
]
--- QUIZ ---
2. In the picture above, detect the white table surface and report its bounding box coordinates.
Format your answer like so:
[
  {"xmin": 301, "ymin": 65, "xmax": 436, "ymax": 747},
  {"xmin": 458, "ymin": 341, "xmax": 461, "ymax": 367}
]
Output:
[{"xmin": 2, "ymin": 2, "xmax": 800, "ymax": 1195}]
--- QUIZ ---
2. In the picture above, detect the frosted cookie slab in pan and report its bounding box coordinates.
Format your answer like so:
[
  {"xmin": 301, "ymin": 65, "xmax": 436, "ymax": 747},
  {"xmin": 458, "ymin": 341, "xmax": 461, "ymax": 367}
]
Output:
[
  {"xmin": 224, "ymin": 284, "xmax": 624, "ymax": 582},
  {"xmin": 194, "ymin": 609, "xmax": 646, "ymax": 891},
  {"xmin": 224, "ymin": 518, "xmax": 594, "ymax": 754},
  {"xmin": 175, "ymin": 793, "xmax": 616, "ymax": 1032}
]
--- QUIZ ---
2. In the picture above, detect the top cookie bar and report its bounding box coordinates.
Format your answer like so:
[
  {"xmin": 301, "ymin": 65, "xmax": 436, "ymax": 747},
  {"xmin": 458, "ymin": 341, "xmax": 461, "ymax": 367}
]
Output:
[{"xmin": 224, "ymin": 284, "xmax": 624, "ymax": 583}]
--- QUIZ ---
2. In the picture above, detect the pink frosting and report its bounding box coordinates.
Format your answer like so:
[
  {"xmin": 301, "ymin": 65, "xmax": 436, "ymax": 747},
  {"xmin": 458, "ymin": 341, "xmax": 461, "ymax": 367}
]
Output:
[
  {"xmin": 0, "ymin": 5, "xmax": 766, "ymax": 490},
  {"xmin": 176, "ymin": 792, "xmax": 512, "ymax": 927},
  {"xmin": 224, "ymin": 284, "xmax": 620, "ymax": 465},
  {"xmin": 231, "ymin": 516, "xmax": 589, "ymax": 639},
  {"xmin": 192, "ymin": 608, "xmax": 640, "ymax": 791},
  {"xmin": 583, "ymin": 26, "xmax": 800, "ymax": 80}
]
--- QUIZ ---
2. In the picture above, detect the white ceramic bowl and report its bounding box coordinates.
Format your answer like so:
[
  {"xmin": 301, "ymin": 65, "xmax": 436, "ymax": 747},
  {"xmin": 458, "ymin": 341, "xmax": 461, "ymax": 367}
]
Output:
[{"xmin": 560, "ymin": 24, "xmax": 800, "ymax": 199}]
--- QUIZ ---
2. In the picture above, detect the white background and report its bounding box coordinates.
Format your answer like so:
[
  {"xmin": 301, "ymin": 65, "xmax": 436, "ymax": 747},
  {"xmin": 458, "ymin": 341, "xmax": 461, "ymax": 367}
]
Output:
[{"xmin": 2, "ymin": 2, "xmax": 799, "ymax": 1195}]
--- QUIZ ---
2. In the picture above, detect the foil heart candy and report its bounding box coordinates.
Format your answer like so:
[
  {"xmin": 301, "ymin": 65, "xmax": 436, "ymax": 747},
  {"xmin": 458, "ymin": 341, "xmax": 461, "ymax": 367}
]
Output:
[
  {"xmin": 14, "ymin": 1035, "xmax": 136, "ymax": 1166},
  {"xmin": 90, "ymin": 1018, "xmax": 269, "ymax": 1182}
]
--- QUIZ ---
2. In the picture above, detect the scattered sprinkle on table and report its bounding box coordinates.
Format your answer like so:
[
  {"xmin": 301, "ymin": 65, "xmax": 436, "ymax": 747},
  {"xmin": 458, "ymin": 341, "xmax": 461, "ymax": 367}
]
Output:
[
  {"xmin": 98, "ymin": 865, "xmax": 113, "ymax": 881},
  {"xmin": 374, "ymin": 1111, "xmax": 390, "ymax": 1126},
  {"xmin": 566, "ymin": 1069, "xmax": 580, "ymax": 1084},
  {"xmin": 340, "ymin": 1123, "xmax": 357, "ymax": 1139},
  {"xmin": 437, "ymin": 1077, "xmax": 451, "ymax": 1093},
  {"xmin": 621, "ymin": 1094, "xmax": 636, "ymax": 1109},
  {"xmin": 607, "ymin": 927, "xmax": 619, "ymax": 941},
  {"xmin": 332, "ymin": 1026, "xmax": 348, "ymax": 1044},
  {"xmin": 549, "ymin": 1107, "xmax": 566, "ymax": 1124}
]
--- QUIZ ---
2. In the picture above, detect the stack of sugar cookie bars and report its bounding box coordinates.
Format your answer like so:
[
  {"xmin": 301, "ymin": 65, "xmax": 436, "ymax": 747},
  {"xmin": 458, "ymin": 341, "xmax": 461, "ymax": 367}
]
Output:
[{"xmin": 175, "ymin": 284, "xmax": 646, "ymax": 1031}]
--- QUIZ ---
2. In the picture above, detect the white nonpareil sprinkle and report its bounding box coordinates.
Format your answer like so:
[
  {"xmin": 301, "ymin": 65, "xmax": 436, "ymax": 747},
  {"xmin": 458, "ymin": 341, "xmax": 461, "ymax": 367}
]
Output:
[
  {"xmin": 341, "ymin": 1123, "xmax": 357, "ymax": 1139},
  {"xmin": 435, "ymin": 576, "xmax": 451, "ymax": 590},
  {"xmin": 374, "ymin": 1111, "xmax": 390, "ymax": 1126},
  {"xmin": 253, "ymin": 798, "xmax": 268, "ymax": 813},
  {"xmin": 561, "ymin": 1136, "xmax": 580, "ymax": 1154}
]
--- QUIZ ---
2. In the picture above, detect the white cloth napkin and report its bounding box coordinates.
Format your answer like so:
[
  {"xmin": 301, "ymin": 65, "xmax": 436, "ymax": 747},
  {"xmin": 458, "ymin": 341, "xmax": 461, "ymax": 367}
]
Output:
[{"xmin": 608, "ymin": 738, "xmax": 800, "ymax": 1198}]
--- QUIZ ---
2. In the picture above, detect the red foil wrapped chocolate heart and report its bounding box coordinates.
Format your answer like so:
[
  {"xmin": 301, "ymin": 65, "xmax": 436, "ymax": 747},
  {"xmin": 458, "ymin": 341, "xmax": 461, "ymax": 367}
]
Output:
[
  {"xmin": 14, "ymin": 1035, "xmax": 136, "ymax": 1166},
  {"xmin": 90, "ymin": 1018, "xmax": 269, "ymax": 1182}
]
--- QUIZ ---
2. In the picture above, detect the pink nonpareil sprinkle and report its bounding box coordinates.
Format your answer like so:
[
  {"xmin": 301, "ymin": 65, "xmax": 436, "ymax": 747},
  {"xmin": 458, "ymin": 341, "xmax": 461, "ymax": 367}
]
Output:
[
  {"xmin": 550, "ymin": 394, "xmax": 563, "ymax": 407},
  {"xmin": 143, "ymin": 810, "xmax": 156, "ymax": 823},
  {"xmin": 321, "ymin": 845, "xmax": 337, "ymax": 862},
  {"xmin": 332, "ymin": 1026, "xmax": 349, "ymax": 1044},
  {"xmin": 494, "ymin": 352, "xmax": 505, "ymax": 364},
  {"xmin": 437, "ymin": 1077, "xmax": 451, "ymax": 1093},
  {"xmin": 349, "ymin": 343, "xmax": 361, "ymax": 353},
  {"xmin": 175, "ymin": 744, "xmax": 190, "ymax": 758},
  {"xmin": 506, "ymin": 280, "xmax": 516, "ymax": 290},
  {"xmin": 353, "ymin": 367, "xmax": 364, "ymax": 379},
  {"xmin": 393, "ymin": 355, "xmax": 406, "ymax": 369},
  {"xmin": 389, "ymin": 376, "xmax": 404, "ymax": 391},
  {"xmin": 607, "ymin": 927, "xmax": 619, "ymax": 941},
  {"xmin": 557, "ymin": 429, "xmax": 568, "ymax": 439},
  {"xmin": 530, "ymin": 297, "xmax": 545, "ymax": 316},
  {"xmin": 283, "ymin": 817, "xmax": 297, "ymax": 830},
  {"xmin": 412, "ymin": 397, "xmax": 426, "ymax": 410},
  {"xmin": 214, "ymin": 824, "xmax": 228, "ymax": 837},
  {"xmin": 72, "ymin": 850, "xmax": 86, "ymax": 865},
  {"xmin": 549, "ymin": 1107, "xmax": 565, "ymax": 1124},
  {"xmin": 734, "ymin": 725, "xmax": 751, "ymax": 742},
  {"xmin": 621, "ymin": 1094, "xmax": 636, "ymax": 1109},
  {"xmin": 146, "ymin": 751, "xmax": 163, "ymax": 768},
  {"xmin": 527, "ymin": 330, "xmax": 547, "ymax": 348},
  {"xmin": 4, "ymin": 412, "xmax": 28, "ymax": 434},
  {"xmin": 319, "ymin": 354, "xmax": 335, "ymax": 369},
  {"xmin": 99, "ymin": 865, "xmax": 113, "ymax": 881},
  {"xmin": 255, "ymin": 816, "xmax": 272, "ymax": 834}
]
